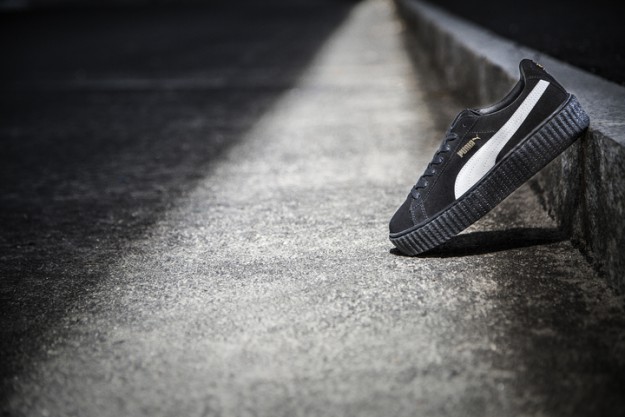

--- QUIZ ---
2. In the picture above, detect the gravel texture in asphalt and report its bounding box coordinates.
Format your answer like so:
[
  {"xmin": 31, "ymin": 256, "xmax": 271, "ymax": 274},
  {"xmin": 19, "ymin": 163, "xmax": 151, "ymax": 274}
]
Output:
[{"xmin": 2, "ymin": 1, "xmax": 625, "ymax": 416}]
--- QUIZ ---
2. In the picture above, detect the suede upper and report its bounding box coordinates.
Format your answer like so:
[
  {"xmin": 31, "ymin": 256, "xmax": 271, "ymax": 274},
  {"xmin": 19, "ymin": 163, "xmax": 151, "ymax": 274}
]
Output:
[{"xmin": 390, "ymin": 59, "xmax": 569, "ymax": 235}]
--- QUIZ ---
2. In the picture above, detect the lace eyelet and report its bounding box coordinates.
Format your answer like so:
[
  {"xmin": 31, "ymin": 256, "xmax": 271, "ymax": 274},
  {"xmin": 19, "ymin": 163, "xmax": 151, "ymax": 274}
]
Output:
[{"xmin": 413, "ymin": 130, "xmax": 457, "ymax": 194}]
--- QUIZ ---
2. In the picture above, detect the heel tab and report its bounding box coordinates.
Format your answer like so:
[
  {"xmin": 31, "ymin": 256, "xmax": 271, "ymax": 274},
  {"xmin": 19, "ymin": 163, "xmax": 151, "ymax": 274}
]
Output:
[
  {"xmin": 519, "ymin": 59, "xmax": 548, "ymax": 80},
  {"xmin": 519, "ymin": 58, "xmax": 567, "ymax": 93}
]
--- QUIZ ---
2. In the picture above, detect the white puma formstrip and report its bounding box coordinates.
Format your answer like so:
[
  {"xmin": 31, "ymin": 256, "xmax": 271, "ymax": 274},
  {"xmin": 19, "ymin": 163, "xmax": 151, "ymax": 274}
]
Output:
[{"xmin": 454, "ymin": 79, "xmax": 550, "ymax": 199}]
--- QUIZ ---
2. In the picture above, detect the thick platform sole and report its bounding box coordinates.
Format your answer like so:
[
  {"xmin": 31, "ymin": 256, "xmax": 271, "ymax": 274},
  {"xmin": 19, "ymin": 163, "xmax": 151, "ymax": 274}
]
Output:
[{"xmin": 390, "ymin": 95, "xmax": 590, "ymax": 256}]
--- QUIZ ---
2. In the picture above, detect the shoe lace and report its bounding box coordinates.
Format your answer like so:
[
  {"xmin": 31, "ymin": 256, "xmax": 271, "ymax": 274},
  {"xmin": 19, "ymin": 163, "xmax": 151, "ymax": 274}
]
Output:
[{"xmin": 410, "ymin": 131, "xmax": 459, "ymax": 199}]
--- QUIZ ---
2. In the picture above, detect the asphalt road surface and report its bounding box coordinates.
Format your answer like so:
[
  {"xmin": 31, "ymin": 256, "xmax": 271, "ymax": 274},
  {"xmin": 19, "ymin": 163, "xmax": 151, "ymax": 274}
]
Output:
[{"xmin": 2, "ymin": 1, "xmax": 625, "ymax": 416}]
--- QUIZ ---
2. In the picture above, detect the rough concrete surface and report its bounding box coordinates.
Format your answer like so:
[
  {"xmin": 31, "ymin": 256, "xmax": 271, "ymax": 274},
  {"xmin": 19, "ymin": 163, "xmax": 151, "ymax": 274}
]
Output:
[
  {"xmin": 2, "ymin": 1, "xmax": 625, "ymax": 416},
  {"xmin": 425, "ymin": 0, "xmax": 625, "ymax": 86}
]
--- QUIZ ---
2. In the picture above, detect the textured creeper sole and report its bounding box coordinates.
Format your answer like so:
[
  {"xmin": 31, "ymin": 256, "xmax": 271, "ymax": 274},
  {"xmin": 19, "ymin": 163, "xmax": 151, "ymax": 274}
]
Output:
[{"xmin": 390, "ymin": 95, "xmax": 590, "ymax": 256}]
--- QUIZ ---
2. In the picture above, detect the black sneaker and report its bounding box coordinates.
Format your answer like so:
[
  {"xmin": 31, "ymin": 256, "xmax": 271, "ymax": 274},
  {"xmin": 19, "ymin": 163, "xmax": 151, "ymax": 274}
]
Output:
[{"xmin": 389, "ymin": 59, "xmax": 590, "ymax": 255}]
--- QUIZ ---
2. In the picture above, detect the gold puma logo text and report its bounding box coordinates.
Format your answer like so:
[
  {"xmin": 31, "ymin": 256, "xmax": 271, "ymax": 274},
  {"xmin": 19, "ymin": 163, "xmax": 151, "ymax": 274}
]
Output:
[{"xmin": 456, "ymin": 135, "xmax": 481, "ymax": 158}]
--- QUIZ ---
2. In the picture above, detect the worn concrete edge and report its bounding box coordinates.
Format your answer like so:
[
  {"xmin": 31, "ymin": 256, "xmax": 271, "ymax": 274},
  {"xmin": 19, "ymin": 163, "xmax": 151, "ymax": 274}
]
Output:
[{"xmin": 394, "ymin": 0, "xmax": 625, "ymax": 293}]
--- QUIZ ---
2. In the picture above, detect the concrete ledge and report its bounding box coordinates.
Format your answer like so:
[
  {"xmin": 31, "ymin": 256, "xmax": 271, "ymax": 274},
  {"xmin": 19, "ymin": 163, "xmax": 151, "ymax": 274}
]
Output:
[{"xmin": 395, "ymin": 0, "xmax": 625, "ymax": 293}]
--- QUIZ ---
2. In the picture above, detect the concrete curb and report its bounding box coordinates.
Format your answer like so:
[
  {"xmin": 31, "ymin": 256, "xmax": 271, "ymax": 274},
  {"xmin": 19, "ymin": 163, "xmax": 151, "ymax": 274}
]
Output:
[{"xmin": 395, "ymin": 0, "xmax": 625, "ymax": 293}]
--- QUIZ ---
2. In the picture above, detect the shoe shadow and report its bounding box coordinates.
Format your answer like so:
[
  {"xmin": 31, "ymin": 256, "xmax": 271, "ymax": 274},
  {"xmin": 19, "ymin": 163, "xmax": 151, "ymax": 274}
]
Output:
[{"xmin": 390, "ymin": 227, "xmax": 567, "ymax": 258}]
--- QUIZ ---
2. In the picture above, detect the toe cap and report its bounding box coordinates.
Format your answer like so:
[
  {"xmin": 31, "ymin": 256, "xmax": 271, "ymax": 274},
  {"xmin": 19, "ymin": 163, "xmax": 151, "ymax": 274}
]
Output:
[{"xmin": 389, "ymin": 197, "xmax": 415, "ymax": 234}]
